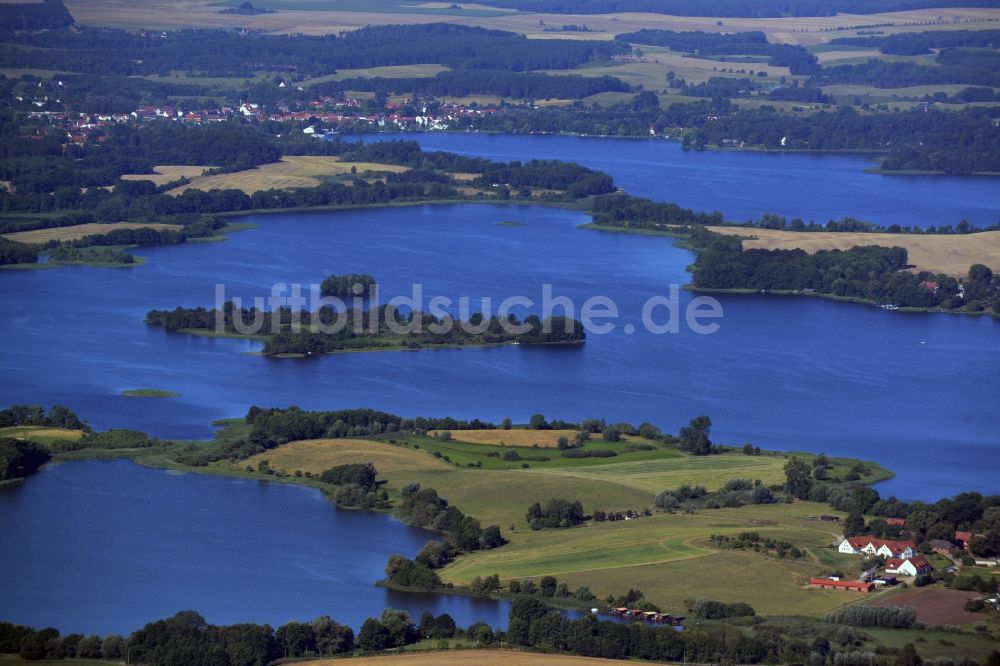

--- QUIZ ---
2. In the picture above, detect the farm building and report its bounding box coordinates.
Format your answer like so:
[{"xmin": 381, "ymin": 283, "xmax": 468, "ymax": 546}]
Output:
[
  {"xmin": 809, "ymin": 578, "xmax": 875, "ymax": 593},
  {"xmin": 885, "ymin": 555, "xmax": 933, "ymax": 577},
  {"xmin": 954, "ymin": 531, "xmax": 985, "ymax": 549},
  {"xmin": 838, "ymin": 536, "xmax": 916, "ymax": 558},
  {"xmin": 928, "ymin": 539, "xmax": 957, "ymax": 556}
]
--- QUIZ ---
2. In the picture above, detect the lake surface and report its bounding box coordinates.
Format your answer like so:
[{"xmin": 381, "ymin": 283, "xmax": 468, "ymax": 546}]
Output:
[
  {"xmin": 343, "ymin": 132, "xmax": 1000, "ymax": 229},
  {"xmin": 1, "ymin": 134, "xmax": 999, "ymax": 636},
  {"xmin": 0, "ymin": 203, "xmax": 996, "ymax": 500},
  {"xmin": 0, "ymin": 459, "xmax": 515, "ymax": 635}
]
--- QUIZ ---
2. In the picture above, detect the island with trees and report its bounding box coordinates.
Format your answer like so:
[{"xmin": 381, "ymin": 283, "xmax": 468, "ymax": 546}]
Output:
[{"xmin": 145, "ymin": 302, "xmax": 585, "ymax": 356}]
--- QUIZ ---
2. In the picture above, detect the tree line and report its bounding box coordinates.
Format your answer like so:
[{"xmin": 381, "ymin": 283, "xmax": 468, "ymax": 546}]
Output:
[
  {"xmin": 616, "ymin": 29, "xmax": 818, "ymax": 74},
  {"xmin": 812, "ymin": 51, "xmax": 1000, "ymax": 88},
  {"xmin": 326, "ymin": 70, "xmax": 630, "ymax": 100},
  {"xmin": 0, "ymin": 0, "xmax": 72, "ymax": 31},
  {"xmin": 690, "ymin": 230, "xmax": 1000, "ymax": 313},
  {"xmin": 0, "ymin": 24, "xmax": 628, "ymax": 78},
  {"xmin": 831, "ymin": 28, "xmax": 1000, "ymax": 55}
]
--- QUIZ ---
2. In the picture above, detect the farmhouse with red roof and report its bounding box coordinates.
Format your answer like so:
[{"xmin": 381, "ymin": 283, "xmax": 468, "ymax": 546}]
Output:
[{"xmin": 838, "ymin": 536, "xmax": 917, "ymax": 558}]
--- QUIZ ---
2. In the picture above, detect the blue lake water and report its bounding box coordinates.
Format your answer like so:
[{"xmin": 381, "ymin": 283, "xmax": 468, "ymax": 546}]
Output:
[
  {"xmin": 0, "ymin": 459, "xmax": 515, "ymax": 635},
  {"xmin": 0, "ymin": 204, "xmax": 996, "ymax": 500},
  {"xmin": 344, "ymin": 132, "xmax": 1000, "ymax": 228},
  {"xmin": 1, "ymin": 135, "xmax": 999, "ymax": 636}
]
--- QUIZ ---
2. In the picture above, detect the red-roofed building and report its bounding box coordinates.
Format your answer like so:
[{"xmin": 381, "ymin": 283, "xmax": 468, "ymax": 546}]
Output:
[
  {"xmin": 954, "ymin": 531, "xmax": 985, "ymax": 549},
  {"xmin": 886, "ymin": 518, "xmax": 906, "ymax": 527},
  {"xmin": 885, "ymin": 555, "xmax": 933, "ymax": 577},
  {"xmin": 809, "ymin": 578, "xmax": 875, "ymax": 593},
  {"xmin": 839, "ymin": 536, "xmax": 916, "ymax": 558}
]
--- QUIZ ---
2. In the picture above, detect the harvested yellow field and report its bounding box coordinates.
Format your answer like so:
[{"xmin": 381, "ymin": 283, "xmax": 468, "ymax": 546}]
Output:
[
  {"xmin": 430, "ymin": 429, "xmax": 588, "ymax": 448},
  {"xmin": 160, "ymin": 157, "xmax": 408, "ymax": 195},
  {"xmin": 711, "ymin": 227, "xmax": 1000, "ymax": 277},
  {"xmin": 121, "ymin": 165, "xmax": 214, "ymax": 186},
  {"xmin": 61, "ymin": 0, "xmax": 1000, "ymax": 47},
  {"xmin": 299, "ymin": 650, "xmax": 658, "ymax": 665},
  {"xmin": 0, "ymin": 426, "xmax": 83, "ymax": 442},
  {"xmin": 3, "ymin": 222, "xmax": 181, "ymax": 244},
  {"xmin": 236, "ymin": 438, "xmax": 449, "ymax": 476}
]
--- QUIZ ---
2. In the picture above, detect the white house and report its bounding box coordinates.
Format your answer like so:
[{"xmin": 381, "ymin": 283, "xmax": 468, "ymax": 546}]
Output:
[
  {"xmin": 885, "ymin": 555, "xmax": 933, "ymax": 577},
  {"xmin": 839, "ymin": 537, "xmax": 916, "ymax": 559}
]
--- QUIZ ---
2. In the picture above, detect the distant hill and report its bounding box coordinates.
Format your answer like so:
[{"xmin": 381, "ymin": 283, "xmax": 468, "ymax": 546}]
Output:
[{"xmin": 0, "ymin": 0, "xmax": 74, "ymax": 31}]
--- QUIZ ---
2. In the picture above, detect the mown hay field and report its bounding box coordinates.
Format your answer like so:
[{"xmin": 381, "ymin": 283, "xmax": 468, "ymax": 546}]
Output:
[
  {"xmin": 711, "ymin": 227, "xmax": 1000, "ymax": 277},
  {"xmin": 125, "ymin": 157, "xmax": 409, "ymax": 195},
  {"xmin": 235, "ymin": 438, "xmax": 450, "ymax": 476},
  {"xmin": 0, "ymin": 426, "xmax": 84, "ymax": 446},
  {"xmin": 3, "ymin": 222, "xmax": 181, "ymax": 244},
  {"xmin": 121, "ymin": 165, "xmax": 214, "ymax": 186}
]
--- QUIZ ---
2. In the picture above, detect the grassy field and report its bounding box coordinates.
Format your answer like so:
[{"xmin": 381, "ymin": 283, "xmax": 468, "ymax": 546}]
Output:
[
  {"xmin": 61, "ymin": 0, "xmax": 1000, "ymax": 45},
  {"xmin": 236, "ymin": 438, "xmax": 452, "ymax": 475},
  {"xmin": 531, "ymin": 451, "xmax": 790, "ymax": 493},
  {"xmin": 219, "ymin": 426, "xmax": 890, "ymax": 615},
  {"xmin": 301, "ymin": 63, "xmax": 450, "ymax": 86},
  {"xmin": 0, "ymin": 426, "xmax": 83, "ymax": 446},
  {"xmin": 140, "ymin": 157, "xmax": 409, "ymax": 194},
  {"xmin": 121, "ymin": 165, "xmax": 214, "ymax": 186},
  {"xmin": 441, "ymin": 502, "xmax": 857, "ymax": 616},
  {"xmin": 431, "ymin": 429, "xmax": 593, "ymax": 447},
  {"xmin": 711, "ymin": 227, "xmax": 1000, "ymax": 277},
  {"xmin": 2, "ymin": 222, "xmax": 181, "ymax": 244}
]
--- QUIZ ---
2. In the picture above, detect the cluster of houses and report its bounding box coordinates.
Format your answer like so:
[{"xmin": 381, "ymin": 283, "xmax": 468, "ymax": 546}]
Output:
[
  {"xmin": 19, "ymin": 93, "xmax": 500, "ymax": 147},
  {"xmin": 812, "ymin": 524, "xmax": 997, "ymax": 593}
]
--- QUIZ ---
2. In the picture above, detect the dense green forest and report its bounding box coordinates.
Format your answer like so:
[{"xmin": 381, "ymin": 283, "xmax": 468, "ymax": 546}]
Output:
[
  {"xmin": 474, "ymin": 0, "xmax": 997, "ymax": 17},
  {"xmin": 831, "ymin": 28, "xmax": 1000, "ymax": 55},
  {"xmin": 0, "ymin": 0, "xmax": 72, "ymax": 31},
  {"xmin": 690, "ymin": 231, "xmax": 1000, "ymax": 313},
  {"xmin": 813, "ymin": 50, "xmax": 1000, "ymax": 88},
  {"xmin": 324, "ymin": 70, "xmax": 630, "ymax": 100},
  {"xmin": 0, "ymin": 24, "xmax": 628, "ymax": 78},
  {"xmin": 616, "ymin": 30, "xmax": 819, "ymax": 74},
  {"xmin": 0, "ymin": 438, "xmax": 51, "ymax": 481},
  {"xmin": 0, "ymin": 129, "xmax": 613, "ymax": 267}
]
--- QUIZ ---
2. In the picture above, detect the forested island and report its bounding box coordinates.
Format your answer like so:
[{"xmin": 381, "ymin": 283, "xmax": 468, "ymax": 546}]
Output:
[{"xmin": 145, "ymin": 303, "xmax": 585, "ymax": 356}]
